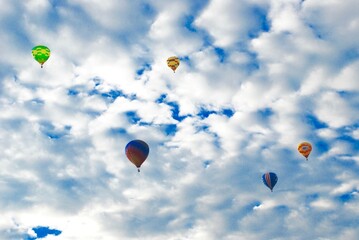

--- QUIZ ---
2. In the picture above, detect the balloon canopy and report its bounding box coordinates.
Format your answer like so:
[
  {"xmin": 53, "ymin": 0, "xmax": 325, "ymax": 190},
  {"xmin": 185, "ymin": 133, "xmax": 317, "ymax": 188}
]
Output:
[
  {"xmin": 167, "ymin": 56, "xmax": 180, "ymax": 72},
  {"xmin": 125, "ymin": 140, "xmax": 149, "ymax": 172},
  {"xmin": 298, "ymin": 142, "xmax": 312, "ymax": 160},
  {"xmin": 262, "ymin": 172, "xmax": 278, "ymax": 192},
  {"xmin": 32, "ymin": 45, "xmax": 50, "ymax": 68}
]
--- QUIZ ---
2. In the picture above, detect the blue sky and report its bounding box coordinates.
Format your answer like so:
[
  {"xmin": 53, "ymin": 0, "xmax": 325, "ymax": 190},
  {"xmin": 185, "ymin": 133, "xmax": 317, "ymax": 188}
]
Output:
[{"xmin": 0, "ymin": 0, "xmax": 359, "ymax": 239}]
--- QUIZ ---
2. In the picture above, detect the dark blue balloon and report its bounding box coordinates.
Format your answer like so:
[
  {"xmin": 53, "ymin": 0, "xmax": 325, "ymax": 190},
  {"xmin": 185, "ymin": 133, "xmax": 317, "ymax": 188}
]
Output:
[
  {"xmin": 125, "ymin": 140, "xmax": 149, "ymax": 172},
  {"xmin": 262, "ymin": 172, "xmax": 278, "ymax": 192}
]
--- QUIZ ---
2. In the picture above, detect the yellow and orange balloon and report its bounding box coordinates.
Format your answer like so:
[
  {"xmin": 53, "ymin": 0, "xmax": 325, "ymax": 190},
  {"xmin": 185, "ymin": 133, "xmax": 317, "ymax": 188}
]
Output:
[
  {"xmin": 167, "ymin": 56, "xmax": 180, "ymax": 72},
  {"xmin": 298, "ymin": 142, "xmax": 312, "ymax": 160}
]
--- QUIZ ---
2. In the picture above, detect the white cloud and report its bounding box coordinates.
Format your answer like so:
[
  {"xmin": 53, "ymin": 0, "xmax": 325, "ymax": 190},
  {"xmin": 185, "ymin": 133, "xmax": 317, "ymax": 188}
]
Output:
[
  {"xmin": 352, "ymin": 129, "xmax": 359, "ymax": 140},
  {"xmin": 316, "ymin": 128, "xmax": 338, "ymax": 139},
  {"xmin": 310, "ymin": 198, "xmax": 336, "ymax": 210},
  {"xmin": 195, "ymin": 0, "xmax": 269, "ymax": 47},
  {"xmin": 330, "ymin": 60, "xmax": 359, "ymax": 91},
  {"xmin": 302, "ymin": 0, "xmax": 359, "ymax": 48},
  {"xmin": 0, "ymin": 0, "xmax": 359, "ymax": 239},
  {"xmin": 314, "ymin": 91, "xmax": 358, "ymax": 128}
]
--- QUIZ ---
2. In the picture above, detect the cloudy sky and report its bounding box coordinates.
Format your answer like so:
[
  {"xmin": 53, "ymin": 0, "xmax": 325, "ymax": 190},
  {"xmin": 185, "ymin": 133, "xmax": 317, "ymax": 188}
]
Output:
[{"xmin": 1, "ymin": 0, "xmax": 359, "ymax": 239}]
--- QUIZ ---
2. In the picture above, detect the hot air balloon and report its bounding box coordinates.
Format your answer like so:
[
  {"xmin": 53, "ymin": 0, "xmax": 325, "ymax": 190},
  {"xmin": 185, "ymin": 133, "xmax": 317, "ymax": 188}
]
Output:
[
  {"xmin": 32, "ymin": 45, "xmax": 50, "ymax": 68},
  {"xmin": 167, "ymin": 56, "xmax": 180, "ymax": 72},
  {"xmin": 125, "ymin": 140, "xmax": 149, "ymax": 172},
  {"xmin": 298, "ymin": 142, "xmax": 312, "ymax": 160},
  {"xmin": 262, "ymin": 172, "xmax": 278, "ymax": 192}
]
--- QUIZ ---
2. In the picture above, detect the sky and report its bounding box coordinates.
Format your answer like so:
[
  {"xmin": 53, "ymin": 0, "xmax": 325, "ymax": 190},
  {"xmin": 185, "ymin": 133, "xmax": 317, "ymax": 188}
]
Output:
[{"xmin": 0, "ymin": 0, "xmax": 359, "ymax": 239}]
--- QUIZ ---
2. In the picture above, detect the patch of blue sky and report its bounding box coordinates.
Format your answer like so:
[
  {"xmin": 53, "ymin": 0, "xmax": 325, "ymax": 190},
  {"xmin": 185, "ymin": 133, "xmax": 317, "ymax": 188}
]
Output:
[
  {"xmin": 164, "ymin": 101, "xmax": 188, "ymax": 121},
  {"xmin": 336, "ymin": 90, "xmax": 359, "ymax": 99},
  {"xmin": 136, "ymin": 63, "xmax": 152, "ymax": 76},
  {"xmin": 138, "ymin": 122, "xmax": 152, "ymax": 127},
  {"xmin": 179, "ymin": 55, "xmax": 192, "ymax": 68},
  {"xmin": 222, "ymin": 108, "xmax": 234, "ymax": 118},
  {"xmin": 109, "ymin": 127, "xmax": 127, "ymax": 136},
  {"xmin": 2, "ymin": 14, "xmax": 32, "ymax": 51},
  {"xmin": 197, "ymin": 108, "xmax": 217, "ymax": 119},
  {"xmin": 245, "ymin": 60, "xmax": 260, "ymax": 72},
  {"xmin": 42, "ymin": 3, "xmax": 63, "ymax": 28},
  {"xmin": 183, "ymin": 15, "xmax": 197, "ymax": 33},
  {"xmin": 83, "ymin": 110, "xmax": 102, "ymax": 118},
  {"xmin": 84, "ymin": 77, "xmax": 137, "ymax": 101},
  {"xmin": 67, "ymin": 88, "xmax": 79, "ymax": 96},
  {"xmin": 86, "ymin": 88, "xmax": 135, "ymax": 102},
  {"xmin": 39, "ymin": 121, "xmax": 71, "ymax": 139},
  {"xmin": 213, "ymin": 197, "xmax": 236, "ymax": 212},
  {"xmin": 333, "ymin": 48, "xmax": 359, "ymax": 70},
  {"xmin": 26, "ymin": 226, "xmax": 62, "ymax": 240},
  {"xmin": 307, "ymin": 23, "xmax": 324, "ymax": 39},
  {"xmin": 92, "ymin": 77, "xmax": 102, "ymax": 87},
  {"xmin": 162, "ymin": 124, "xmax": 177, "ymax": 136},
  {"xmin": 251, "ymin": 201, "xmax": 262, "ymax": 209},
  {"xmin": 335, "ymin": 134, "xmax": 359, "ymax": 147},
  {"xmin": 155, "ymin": 94, "xmax": 167, "ymax": 104},
  {"xmin": 314, "ymin": 140, "xmax": 330, "ymax": 154},
  {"xmin": 0, "ymin": 177, "xmax": 33, "ymax": 207},
  {"xmin": 0, "ymin": 118, "xmax": 28, "ymax": 131},
  {"xmin": 304, "ymin": 114, "xmax": 328, "ymax": 129},
  {"xmin": 140, "ymin": 2, "xmax": 156, "ymax": 16},
  {"xmin": 194, "ymin": 123, "xmax": 221, "ymax": 148},
  {"xmin": 335, "ymin": 159, "xmax": 359, "ymax": 171},
  {"xmin": 58, "ymin": 178, "xmax": 79, "ymax": 190},
  {"xmin": 87, "ymin": 89, "xmax": 100, "ymax": 96},
  {"xmin": 257, "ymin": 107, "xmax": 273, "ymax": 120},
  {"xmin": 202, "ymin": 160, "xmax": 212, "ymax": 168},
  {"xmin": 230, "ymin": 201, "xmax": 263, "ymax": 222},
  {"xmin": 126, "ymin": 111, "xmax": 141, "ymax": 124},
  {"xmin": 275, "ymin": 205, "xmax": 290, "ymax": 214},
  {"xmin": 24, "ymin": 98, "xmax": 45, "ymax": 111},
  {"xmin": 183, "ymin": 0, "xmax": 210, "ymax": 33},
  {"xmin": 194, "ymin": 123, "xmax": 209, "ymax": 133},
  {"xmin": 338, "ymin": 190, "xmax": 358, "ymax": 203},
  {"xmin": 305, "ymin": 193, "xmax": 319, "ymax": 204},
  {"xmin": 197, "ymin": 107, "xmax": 234, "ymax": 119},
  {"xmin": 54, "ymin": 177, "xmax": 95, "ymax": 202},
  {"xmin": 188, "ymin": 0, "xmax": 210, "ymax": 15},
  {"xmin": 48, "ymin": 0, "xmax": 66, "ymax": 7},
  {"xmin": 201, "ymin": 33, "xmax": 216, "ymax": 49},
  {"xmin": 234, "ymin": 49, "xmax": 261, "ymax": 73},
  {"xmin": 247, "ymin": 6, "xmax": 270, "ymax": 39},
  {"xmin": 0, "ymin": 68, "xmax": 12, "ymax": 83},
  {"xmin": 213, "ymin": 135, "xmax": 221, "ymax": 149},
  {"xmin": 109, "ymin": 5, "xmax": 155, "ymax": 44},
  {"xmin": 214, "ymin": 47, "xmax": 226, "ymax": 63},
  {"xmin": 101, "ymin": 89, "xmax": 127, "ymax": 101},
  {"xmin": 341, "ymin": 47, "xmax": 359, "ymax": 61}
]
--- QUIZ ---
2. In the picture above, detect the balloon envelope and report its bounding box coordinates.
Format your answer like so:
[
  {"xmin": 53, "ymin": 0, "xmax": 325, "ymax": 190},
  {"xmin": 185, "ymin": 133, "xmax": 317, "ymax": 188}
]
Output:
[
  {"xmin": 298, "ymin": 142, "xmax": 312, "ymax": 160},
  {"xmin": 32, "ymin": 45, "xmax": 50, "ymax": 68},
  {"xmin": 262, "ymin": 172, "xmax": 278, "ymax": 192},
  {"xmin": 167, "ymin": 56, "xmax": 180, "ymax": 72},
  {"xmin": 125, "ymin": 140, "xmax": 149, "ymax": 171}
]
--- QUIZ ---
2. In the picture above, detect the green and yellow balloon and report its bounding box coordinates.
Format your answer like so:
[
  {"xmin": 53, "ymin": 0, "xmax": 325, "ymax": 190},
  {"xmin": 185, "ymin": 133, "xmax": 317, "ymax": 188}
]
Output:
[{"xmin": 32, "ymin": 45, "xmax": 50, "ymax": 68}]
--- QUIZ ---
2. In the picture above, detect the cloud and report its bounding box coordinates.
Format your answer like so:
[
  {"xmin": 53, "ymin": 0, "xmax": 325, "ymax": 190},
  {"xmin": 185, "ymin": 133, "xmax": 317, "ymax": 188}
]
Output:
[
  {"xmin": 195, "ymin": 0, "xmax": 269, "ymax": 47},
  {"xmin": 314, "ymin": 91, "xmax": 358, "ymax": 128},
  {"xmin": 0, "ymin": 0, "xmax": 359, "ymax": 239}
]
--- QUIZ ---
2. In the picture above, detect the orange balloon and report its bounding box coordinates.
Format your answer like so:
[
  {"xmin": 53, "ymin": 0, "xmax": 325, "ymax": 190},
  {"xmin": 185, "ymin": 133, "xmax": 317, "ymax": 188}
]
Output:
[{"xmin": 298, "ymin": 142, "xmax": 312, "ymax": 160}]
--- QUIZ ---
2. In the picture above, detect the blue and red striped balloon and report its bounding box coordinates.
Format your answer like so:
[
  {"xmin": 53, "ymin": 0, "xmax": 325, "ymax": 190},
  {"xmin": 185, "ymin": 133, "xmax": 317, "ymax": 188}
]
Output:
[
  {"xmin": 125, "ymin": 140, "xmax": 149, "ymax": 172},
  {"xmin": 262, "ymin": 172, "xmax": 278, "ymax": 192}
]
